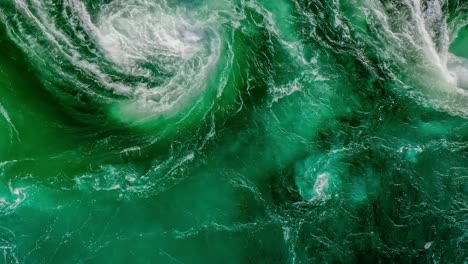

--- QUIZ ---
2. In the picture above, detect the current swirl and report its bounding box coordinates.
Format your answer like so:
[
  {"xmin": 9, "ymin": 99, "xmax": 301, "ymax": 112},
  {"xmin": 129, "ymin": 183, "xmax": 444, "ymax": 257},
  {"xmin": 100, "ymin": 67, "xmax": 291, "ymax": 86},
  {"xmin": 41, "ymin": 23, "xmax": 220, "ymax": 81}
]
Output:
[
  {"xmin": 0, "ymin": 0, "xmax": 467, "ymax": 262},
  {"xmin": 2, "ymin": 0, "xmax": 237, "ymax": 128}
]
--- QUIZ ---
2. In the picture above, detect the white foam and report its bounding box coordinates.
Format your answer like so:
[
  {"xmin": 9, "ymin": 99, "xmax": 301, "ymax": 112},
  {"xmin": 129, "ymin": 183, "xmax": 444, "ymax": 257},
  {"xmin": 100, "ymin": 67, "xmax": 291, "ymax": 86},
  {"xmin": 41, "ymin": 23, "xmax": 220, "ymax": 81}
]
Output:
[
  {"xmin": 313, "ymin": 172, "xmax": 330, "ymax": 200},
  {"xmin": 11, "ymin": 0, "xmax": 223, "ymax": 122},
  {"xmin": 68, "ymin": 0, "xmax": 221, "ymax": 117},
  {"xmin": 424, "ymin": 242, "xmax": 432, "ymax": 249},
  {"xmin": 407, "ymin": 0, "xmax": 455, "ymax": 82},
  {"xmin": 0, "ymin": 104, "xmax": 19, "ymax": 142},
  {"xmin": 367, "ymin": 0, "xmax": 468, "ymax": 116},
  {"xmin": 447, "ymin": 54, "xmax": 468, "ymax": 90}
]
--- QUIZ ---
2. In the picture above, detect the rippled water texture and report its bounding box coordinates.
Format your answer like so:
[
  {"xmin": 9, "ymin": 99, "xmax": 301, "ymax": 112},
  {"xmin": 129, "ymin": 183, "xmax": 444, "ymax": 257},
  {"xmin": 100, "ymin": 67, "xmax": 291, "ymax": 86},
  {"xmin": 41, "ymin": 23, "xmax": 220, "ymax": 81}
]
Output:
[{"xmin": 0, "ymin": 0, "xmax": 467, "ymax": 262}]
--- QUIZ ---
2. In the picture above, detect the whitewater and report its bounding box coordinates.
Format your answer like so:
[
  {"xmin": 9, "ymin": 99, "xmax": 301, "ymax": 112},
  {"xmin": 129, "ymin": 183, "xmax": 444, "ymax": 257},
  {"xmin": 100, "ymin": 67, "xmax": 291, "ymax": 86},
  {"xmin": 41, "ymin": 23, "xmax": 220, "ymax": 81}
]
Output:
[{"xmin": 0, "ymin": 0, "xmax": 466, "ymax": 262}]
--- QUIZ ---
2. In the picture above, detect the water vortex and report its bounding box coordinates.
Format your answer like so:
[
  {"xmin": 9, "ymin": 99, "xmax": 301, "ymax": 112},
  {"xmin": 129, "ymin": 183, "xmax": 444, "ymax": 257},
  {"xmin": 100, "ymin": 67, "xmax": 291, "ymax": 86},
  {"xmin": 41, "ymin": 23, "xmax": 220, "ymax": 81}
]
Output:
[
  {"xmin": 3, "ymin": 0, "xmax": 233, "ymax": 128},
  {"xmin": 0, "ymin": 0, "xmax": 467, "ymax": 262}
]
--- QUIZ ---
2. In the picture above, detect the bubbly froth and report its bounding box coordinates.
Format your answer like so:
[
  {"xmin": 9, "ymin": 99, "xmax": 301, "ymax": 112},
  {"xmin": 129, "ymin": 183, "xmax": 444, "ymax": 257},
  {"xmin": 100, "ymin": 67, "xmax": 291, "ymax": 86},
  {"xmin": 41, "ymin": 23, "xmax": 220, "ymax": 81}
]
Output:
[{"xmin": 9, "ymin": 0, "xmax": 223, "ymax": 124}]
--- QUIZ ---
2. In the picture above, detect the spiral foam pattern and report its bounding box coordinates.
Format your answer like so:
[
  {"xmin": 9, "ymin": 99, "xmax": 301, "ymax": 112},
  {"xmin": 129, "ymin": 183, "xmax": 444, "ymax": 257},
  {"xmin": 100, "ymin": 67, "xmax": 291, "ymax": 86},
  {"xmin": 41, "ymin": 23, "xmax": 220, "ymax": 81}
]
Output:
[{"xmin": 0, "ymin": 0, "xmax": 467, "ymax": 262}]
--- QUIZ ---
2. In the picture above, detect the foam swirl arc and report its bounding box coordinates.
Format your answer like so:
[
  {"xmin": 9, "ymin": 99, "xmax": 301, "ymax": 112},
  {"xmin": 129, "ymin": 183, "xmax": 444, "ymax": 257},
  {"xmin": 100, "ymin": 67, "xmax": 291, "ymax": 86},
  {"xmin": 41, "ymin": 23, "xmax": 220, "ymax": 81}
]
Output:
[{"xmin": 3, "ymin": 0, "xmax": 234, "ymax": 130}]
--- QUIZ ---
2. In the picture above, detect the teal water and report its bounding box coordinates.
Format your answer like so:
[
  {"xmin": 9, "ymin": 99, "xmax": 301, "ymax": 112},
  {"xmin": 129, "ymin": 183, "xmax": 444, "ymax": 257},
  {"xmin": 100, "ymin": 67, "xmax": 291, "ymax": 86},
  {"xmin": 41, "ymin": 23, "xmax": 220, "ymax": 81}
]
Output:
[{"xmin": 0, "ymin": 0, "xmax": 467, "ymax": 263}]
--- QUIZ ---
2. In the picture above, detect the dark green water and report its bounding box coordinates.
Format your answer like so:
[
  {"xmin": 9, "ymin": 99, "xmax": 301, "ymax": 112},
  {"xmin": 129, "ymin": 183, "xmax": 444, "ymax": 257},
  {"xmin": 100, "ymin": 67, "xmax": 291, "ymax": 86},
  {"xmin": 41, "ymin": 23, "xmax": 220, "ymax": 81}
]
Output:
[{"xmin": 0, "ymin": 0, "xmax": 467, "ymax": 263}]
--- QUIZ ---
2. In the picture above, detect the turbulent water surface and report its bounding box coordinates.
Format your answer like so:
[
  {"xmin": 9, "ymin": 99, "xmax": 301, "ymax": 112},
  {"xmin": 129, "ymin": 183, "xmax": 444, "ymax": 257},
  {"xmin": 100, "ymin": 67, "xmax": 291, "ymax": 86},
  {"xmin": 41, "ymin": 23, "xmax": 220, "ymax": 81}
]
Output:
[{"xmin": 0, "ymin": 0, "xmax": 467, "ymax": 262}]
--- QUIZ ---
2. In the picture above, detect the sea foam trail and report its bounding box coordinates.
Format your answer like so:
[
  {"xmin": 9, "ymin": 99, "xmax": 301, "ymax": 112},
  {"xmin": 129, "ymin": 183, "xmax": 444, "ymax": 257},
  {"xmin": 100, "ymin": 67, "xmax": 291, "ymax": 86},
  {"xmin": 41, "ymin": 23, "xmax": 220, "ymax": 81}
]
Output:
[{"xmin": 0, "ymin": 103, "xmax": 19, "ymax": 142}]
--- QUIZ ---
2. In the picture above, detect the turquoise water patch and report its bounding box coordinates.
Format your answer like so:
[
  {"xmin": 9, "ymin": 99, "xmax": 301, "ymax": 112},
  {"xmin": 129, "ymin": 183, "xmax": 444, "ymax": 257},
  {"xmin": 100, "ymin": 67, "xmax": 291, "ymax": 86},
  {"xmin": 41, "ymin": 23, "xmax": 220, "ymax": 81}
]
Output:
[{"xmin": 0, "ymin": 0, "xmax": 467, "ymax": 262}]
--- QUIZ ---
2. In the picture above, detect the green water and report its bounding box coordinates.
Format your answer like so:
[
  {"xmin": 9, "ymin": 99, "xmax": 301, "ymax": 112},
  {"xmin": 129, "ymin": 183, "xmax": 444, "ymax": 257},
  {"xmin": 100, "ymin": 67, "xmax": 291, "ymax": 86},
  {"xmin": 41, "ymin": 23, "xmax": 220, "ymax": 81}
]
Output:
[{"xmin": 0, "ymin": 0, "xmax": 467, "ymax": 263}]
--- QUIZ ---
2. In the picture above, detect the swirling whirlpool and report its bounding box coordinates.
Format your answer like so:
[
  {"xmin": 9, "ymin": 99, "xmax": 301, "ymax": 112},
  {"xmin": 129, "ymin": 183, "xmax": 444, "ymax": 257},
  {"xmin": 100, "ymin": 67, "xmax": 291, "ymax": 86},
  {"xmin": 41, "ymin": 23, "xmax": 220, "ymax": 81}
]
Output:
[
  {"xmin": 2, "ymin": 0, "xmax": 237, "ymax": 128},
  {"xmin": 0, "ymin": 0, "xmax": 467, "ymax": 262}
]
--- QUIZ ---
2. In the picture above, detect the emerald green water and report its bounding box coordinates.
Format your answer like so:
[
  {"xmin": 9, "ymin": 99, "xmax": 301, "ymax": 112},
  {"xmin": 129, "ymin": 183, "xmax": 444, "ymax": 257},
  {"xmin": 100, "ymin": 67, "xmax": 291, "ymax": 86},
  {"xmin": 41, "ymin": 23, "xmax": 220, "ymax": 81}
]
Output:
[{"xmin": 0, "ymin": 0, "xmax": 467, "ymax": 263}]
